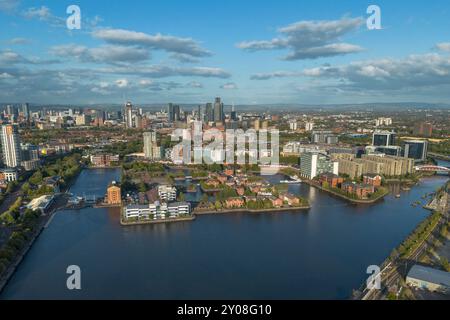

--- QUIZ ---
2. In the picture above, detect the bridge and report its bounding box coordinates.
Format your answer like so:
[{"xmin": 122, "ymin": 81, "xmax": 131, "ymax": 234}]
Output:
[{"xmin": 415, "ymin": 165, "xmax": 450, "ymax": 172}]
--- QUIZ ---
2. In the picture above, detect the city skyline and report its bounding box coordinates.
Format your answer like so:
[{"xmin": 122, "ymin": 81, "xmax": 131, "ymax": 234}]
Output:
[{"xmin": 0, "ymin": 0, "xmax": 450, "ymax": 105}]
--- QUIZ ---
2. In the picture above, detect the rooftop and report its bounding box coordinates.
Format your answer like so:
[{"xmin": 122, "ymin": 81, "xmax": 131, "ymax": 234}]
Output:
[{"xmin": 407, "ymin": 265, "xmax": 450, "ymax": 287}]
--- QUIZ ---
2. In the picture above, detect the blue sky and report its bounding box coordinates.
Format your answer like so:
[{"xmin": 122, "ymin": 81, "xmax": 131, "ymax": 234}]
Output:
[{"xmin": 1, "ymin": 0, "xmax": 450, "ymax": 105}]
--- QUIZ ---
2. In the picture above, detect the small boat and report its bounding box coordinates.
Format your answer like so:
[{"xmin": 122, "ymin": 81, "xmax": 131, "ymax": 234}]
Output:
[
  {"xmin": 280, "ymin": 180, "xmax": 301, "ymax": 184},
  {"xmin": 395, "ymin": 194, "xmax": 401, "ymax": 198}
]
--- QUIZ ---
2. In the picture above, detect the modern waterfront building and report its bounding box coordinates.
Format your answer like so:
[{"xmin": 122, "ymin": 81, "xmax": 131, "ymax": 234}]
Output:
[
  {"xmin": 158, "ymin": 185, "xmax": 177, "ymax": 201},
  {"xmin": 26, "ymin": 195, "xmax": 54, "ymax": 214},
  {"xmin": 366, "ymin": 145, "xmax": 403, "ymax": 157},
  {"xmin": 361, "ymin": 154, "xmax": 415, "ymax": 176},
  {"xmin": 124, "ymin": 201, "xmax": 191, "ymax": 220},
  {"xmin": 1, "ymin": 124, "xmax": 21, "ymax": 168},
  {"xmin": 372, "ymin": 131, "xmax": 397, "ymax": 147},
  {"xmin": 406, "ymin": 265, "xmax": 450, "ymax": 294},
  {"xmin": 167, "ymin": 202, "xmax": 191, "ymax": 216},
  {"xmin": 300, "ymin": 152, "xmax": 338, "ymax": 179},
  {"xmin": 338, "ymin": 158, "xmax": 364, "ymax": 179},
  {"xmin": 403, "ymin": 140, "xmax": 428, "ymax": 163}
]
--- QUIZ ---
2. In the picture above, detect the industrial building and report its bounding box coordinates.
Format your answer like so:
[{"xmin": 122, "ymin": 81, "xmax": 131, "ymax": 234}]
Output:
[{"xmin": 406, "ymin": 265, "xmax": 450, "ymax": 294}]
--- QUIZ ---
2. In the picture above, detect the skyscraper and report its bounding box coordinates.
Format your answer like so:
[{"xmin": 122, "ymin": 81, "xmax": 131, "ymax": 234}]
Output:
[
  {"xmin": 125, "ymin": 102, "xmax": 133, "ymax": 128},
  {"xmin": 168, "ymin": 103, "xmax": 180, "ymax": 122},
  {"xmin": 143, "ymin": 131, "xmax": 157, "ymax": 159},
  {"xmin": 213, "ymin": 97, "xmax": 224, "ymax": 122},
  {"xmin": 1, "ymin": 124, "xmax": 21, "ymax": 168},
  {"xmin": 205, "ymin": 103, "xmax": 213, "ymax": 122},
  {"xmin": 230, "ymin": 105, "xmax": 237, "ymax": 121},
  {"xmin": 22, "ymin": 103, "xmax": 29, "ymax": 120}
]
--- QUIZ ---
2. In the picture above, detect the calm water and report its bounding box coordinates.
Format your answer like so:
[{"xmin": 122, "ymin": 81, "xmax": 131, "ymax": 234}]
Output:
[{"xmin": 0, "ymin": 167, "xmax": 448, "ymax": 300}]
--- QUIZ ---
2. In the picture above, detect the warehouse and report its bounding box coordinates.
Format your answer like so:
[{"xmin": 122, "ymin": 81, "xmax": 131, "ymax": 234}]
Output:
[{"xmin": 406, "ymin": 265, "xmax": 450, "ymax": 294}]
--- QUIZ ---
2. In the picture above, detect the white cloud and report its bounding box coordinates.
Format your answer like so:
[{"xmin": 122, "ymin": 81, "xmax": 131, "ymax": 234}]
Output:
[
  {"xmin": 435, "ymin": 43, "xmax": 450, "ymax": 52},
  {"xmin": 92, "ymin": 28, "xmax": 212, "ymax": 58},
  {"xmin": 115, "ymin": 79, "xmax": 129, "ymax": 88},
  {"xmin": 9, "ymin": 37, "xmax": 31, "ymax": 45},
  {"xmin": 100, "ymin": 65, "xmax": 231, "ymax": 79},
  {"xmin": 220, "ymin": 82, "xmax": 238, "ymax": 90},
  {"xmin": 238, "ymin": 17, "xmax": 364, "ymax": 60},
  {"xmin": 0, "ymin": 72, "xmax": 13, "ymax": 79},
  {"xmin": 23, "ymin": 6, "xmax": 51, "ymax": 20},
  {"xmin": 0, "ymin": 0, "xmax": 20, "ymax": 13},
  {"xmin": 51, "ymin": 44, "xmax": 151, "ymax": 64},
  {"xmin": 249, "ymin": 53, "xmax": 450, "ymax": 96},
  {"xmin": 187, "ymin": 81, "xmax": 203, "ymax": 88}
]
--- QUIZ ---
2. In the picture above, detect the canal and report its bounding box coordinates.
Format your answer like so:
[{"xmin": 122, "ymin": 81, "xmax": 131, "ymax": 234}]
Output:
[{"xmin": 0, "ymin": 167, "xmax": 448, "ymax": 299}]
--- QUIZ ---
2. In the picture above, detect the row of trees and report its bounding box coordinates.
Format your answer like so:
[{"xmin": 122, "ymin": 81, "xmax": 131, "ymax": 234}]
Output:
[{"xmin": 0, "ymin": 209, "xmax": 41, "ymax": 275}]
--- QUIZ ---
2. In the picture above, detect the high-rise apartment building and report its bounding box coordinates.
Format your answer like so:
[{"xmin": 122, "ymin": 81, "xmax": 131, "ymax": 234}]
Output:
[
  {"xmin": 143, "ymin": 131, "xmax": 157, "ymax": 159},
  {"xmin": 125, "ymin": 102, "xmax": 133, "ymax": 128},
  {"xmin": 413, "ymin": 123, "xmax": 433, "ymax": 137},
  {"xmin": 1, "ymin": 124, "xmax": 21, "ymax": 168},
  {"xmin": 300, "ymin": 152, "xmax": 338, "ymax": 179}
]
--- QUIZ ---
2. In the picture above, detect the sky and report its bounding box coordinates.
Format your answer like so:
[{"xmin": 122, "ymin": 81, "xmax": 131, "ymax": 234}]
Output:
[{"xmin": 1, "ymin": 0, "xmax": 450, "ymax": 106}]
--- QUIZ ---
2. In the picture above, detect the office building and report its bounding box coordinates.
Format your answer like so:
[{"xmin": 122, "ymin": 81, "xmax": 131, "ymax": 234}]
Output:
[
  {"xmin": 213, "ymin": 97, "xmax": 224, "ymax": 122},
  {"xmin": 205, "ymin": 103, "xmax": 214, "ymax": 123},
  {"xmin": 366, "ymin": 145, "xmax": 402, "ymax": 157},
  {"xmin": 1, "ymin": 125, "xmax": 21, "ymax": 168},
  {"xmin": 403, "ymin": 140, "xmax": 428, "ymax": 163},
  {"xmin": 75, "ymin": 114, "xmax": 91, "ymax": 126},
  {"xmin": 21, "ymin": 103, "xmax": 30, "ymax": 120},
  {"xmin": 372, "ymin": 131, "xmax": 396, "ymax": 147},
  {"xmin": 168, "ymin": 103, "xmax": 180, "ymax": 122}
]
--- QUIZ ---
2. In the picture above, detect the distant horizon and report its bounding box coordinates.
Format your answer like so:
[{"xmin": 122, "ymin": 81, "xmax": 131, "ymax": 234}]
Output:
[{"xmin": 1, "ymin": 101, "xmax": 450, "ymax": 111}]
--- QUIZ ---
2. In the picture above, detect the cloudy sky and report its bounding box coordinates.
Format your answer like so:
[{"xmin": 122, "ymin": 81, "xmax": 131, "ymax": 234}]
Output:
[{"xmin": 1, "ymin": 0, "xmax": 450, "ymax": 105}]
